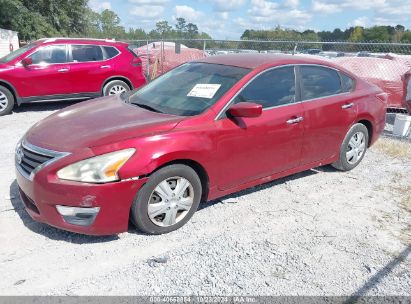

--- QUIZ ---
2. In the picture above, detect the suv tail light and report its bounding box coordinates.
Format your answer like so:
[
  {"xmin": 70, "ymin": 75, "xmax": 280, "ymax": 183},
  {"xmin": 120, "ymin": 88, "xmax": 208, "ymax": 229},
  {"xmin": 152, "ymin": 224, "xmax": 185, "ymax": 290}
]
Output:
[
  {"xmin": 404, "ymin": 72, "xmax": 411, "ymax": 113},
  {"xmin": 376, "ymin": 92, "xmax": 388, "ymax": 105},
  {"xmin": 131, "ymin": 57, "xmax": 142, "ymax": 67}
]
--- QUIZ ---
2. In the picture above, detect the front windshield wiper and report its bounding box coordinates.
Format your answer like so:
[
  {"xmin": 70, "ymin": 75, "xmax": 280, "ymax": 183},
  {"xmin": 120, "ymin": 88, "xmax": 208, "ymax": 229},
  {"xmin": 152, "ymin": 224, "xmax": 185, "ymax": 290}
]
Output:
[{"xmin": 130, "ymin": 102, "xmax": 163, "ymax": 113}]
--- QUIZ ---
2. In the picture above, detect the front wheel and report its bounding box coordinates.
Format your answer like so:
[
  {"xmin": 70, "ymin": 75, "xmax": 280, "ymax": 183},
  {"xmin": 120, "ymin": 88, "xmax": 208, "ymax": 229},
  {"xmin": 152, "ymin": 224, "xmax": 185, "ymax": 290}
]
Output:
[
  {"xmin": 332, "ymin": 123, "xmax": 369, "ymax": 171},
  {"xmin": 103, "ymin": 80, "xmax": 130, "ymax": 96},
  {"xmin": 131, "ymin": 164, "xmax": 202, "ymax": 235},
  {"xmin": 0, "ymin": 85, "xmax": 15, "ymax": 116}
]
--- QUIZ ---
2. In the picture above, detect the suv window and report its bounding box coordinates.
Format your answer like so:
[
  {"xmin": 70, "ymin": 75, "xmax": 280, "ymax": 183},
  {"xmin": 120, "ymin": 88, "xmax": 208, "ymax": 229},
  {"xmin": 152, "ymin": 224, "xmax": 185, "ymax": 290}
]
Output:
[
  {"xmin": 103, "ymin": 46, "xmax": 119, "ymax": 59},
  {"xmin": 340, "ymin": 73, "xmax": 355, "ymax": 92},
  {"xmin": 300, "ymin": 66, "xmax": 342, "ymax": 100},
  {"xmin": 71, "ymin": 45, "xmax": 103, "ymax": 62},
  {"xmin": 28, "ymin": 45, "xmax": 67, "ymax": 64},
  {"xmin": 233, "ymin": 66, "xmax": 296, "ymax": 108}
]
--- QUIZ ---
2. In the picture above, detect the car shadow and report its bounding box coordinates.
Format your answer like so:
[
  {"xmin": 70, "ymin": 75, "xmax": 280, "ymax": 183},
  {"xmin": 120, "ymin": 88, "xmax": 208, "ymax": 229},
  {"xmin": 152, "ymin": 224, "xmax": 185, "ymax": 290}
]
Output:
[
  {"xmin": 344, "ymin": 244, "xmax": 411, "ymax": 303},
  {"xmin": 13, "ymin": 100, "xmax": 84, "ymax": 113},
  {"xmin": 8, "ymin": 180, "xmax": 119, "ymax": 244},
  {"xmin": 198, "ymin": 167, "xmax": 330, "ymax": 210}
]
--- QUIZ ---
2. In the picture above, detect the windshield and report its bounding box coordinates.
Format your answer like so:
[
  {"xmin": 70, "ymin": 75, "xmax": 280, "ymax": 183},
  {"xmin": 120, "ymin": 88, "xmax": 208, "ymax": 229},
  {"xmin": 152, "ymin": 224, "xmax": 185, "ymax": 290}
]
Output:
[
  {"xmin": 0, "ymin": 43, "xmax": 38, "ymax": 63},
  {"xmin": 128, "ymin": 62, "xmax": 250, "ymax": 116}
]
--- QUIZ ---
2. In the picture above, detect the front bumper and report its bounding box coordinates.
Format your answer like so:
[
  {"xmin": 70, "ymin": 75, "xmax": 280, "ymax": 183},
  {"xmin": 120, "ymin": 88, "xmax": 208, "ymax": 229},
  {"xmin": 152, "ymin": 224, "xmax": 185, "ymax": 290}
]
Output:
[{"xmin": 16, "ymin": 166, "xmax": 147, "ymax": 236}]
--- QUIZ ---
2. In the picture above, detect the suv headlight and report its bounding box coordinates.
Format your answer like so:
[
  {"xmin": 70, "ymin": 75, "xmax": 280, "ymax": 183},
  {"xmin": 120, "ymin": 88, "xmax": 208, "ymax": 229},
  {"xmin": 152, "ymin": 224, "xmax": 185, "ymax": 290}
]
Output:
[{"xmin": 57, "ymin": 148, "xmax": 135, "ymax": 183}]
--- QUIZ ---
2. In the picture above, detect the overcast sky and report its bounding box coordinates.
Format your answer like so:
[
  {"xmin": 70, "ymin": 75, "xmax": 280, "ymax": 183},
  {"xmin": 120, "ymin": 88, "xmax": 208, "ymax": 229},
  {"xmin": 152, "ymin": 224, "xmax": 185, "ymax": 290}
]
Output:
[{"xmin": 88, "ymin": 0, "xmax": 411, "ymax": 39}]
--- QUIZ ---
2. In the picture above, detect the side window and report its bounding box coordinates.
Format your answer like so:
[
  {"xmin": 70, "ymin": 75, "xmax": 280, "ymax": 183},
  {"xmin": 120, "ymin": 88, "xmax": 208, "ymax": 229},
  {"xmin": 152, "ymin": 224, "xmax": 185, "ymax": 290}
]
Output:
[
  {"xmin": 300, "ymin": 66, "xmax": 342, "ymax": 100},
  {"xmin": 103, "ymin": 46, "xmax": 119, "ymax": 59},
  {"xmin": 71, "ymin": 45, "xmax": 103, "ymax": 62},
  {"xmin": 340, "ymin": 73, "xmax": 355, "ymax": 92},
  {"xmin": 29, "ymin": 45, "xmax": 67, "ymax": 64},
  {"xmin": 233, "ymin": 66, "xmax": 296, "ymax": 108}
]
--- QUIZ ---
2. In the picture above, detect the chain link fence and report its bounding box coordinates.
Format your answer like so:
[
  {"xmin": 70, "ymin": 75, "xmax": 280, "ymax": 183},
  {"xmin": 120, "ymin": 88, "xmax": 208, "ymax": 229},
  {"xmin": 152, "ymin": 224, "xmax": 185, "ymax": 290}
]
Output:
[
  {"xmin": 128, "ymin": 38, "xmax": 411, "ymax": 56},
  {"xmin": 127, "ymin": 39, "xmax": 411, "ymax": 118}
]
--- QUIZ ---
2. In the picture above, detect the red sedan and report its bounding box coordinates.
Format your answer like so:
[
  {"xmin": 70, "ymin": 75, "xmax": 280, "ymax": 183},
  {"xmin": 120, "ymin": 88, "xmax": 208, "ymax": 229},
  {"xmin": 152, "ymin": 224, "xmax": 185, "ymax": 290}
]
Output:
[{"xmin": 15, "ymin": 54, "xmax": 387, "ymax": 235}]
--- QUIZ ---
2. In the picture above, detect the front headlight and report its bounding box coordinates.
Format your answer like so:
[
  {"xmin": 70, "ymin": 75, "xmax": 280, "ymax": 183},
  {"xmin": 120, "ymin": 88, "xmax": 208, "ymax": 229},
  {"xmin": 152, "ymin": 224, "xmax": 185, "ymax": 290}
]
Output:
[{"xmin": 57, "ymin": 148, "xmax": 135, "ymax": 183}]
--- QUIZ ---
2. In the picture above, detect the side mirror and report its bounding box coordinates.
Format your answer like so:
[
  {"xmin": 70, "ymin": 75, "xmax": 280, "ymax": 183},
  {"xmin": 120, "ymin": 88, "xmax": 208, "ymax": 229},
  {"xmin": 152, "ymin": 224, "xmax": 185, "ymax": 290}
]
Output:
[
  {"xmin": 227, "ymin": 102, "xmax": 262, "ymax": 118},
  {"xmin": 22, "ymin": 58, "xmax": 33, "ymax": 67}
]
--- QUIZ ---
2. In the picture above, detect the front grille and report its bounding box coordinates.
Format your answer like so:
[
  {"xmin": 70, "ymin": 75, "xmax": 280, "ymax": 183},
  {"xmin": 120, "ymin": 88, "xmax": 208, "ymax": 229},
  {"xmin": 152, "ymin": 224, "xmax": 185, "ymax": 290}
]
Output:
[
  {"xmin": 15, "ymin": 141, "xmax": 69, "ymax": 179},
  {"xmin": 18, "ymin": 145, "xmax": 54, "ymax": 176}
]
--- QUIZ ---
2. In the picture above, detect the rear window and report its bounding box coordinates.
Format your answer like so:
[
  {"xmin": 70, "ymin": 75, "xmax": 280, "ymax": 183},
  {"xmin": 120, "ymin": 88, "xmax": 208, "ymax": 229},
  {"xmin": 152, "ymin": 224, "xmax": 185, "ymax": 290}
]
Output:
[
  {"xmin": 300, "ymin": 66, "xmax": 342, "ymax": 100},
  {"xmin": 71, "ymin": 45, "xmax": 103, "ymax": 62},
  {"xmin": 340, "ymin": 73, "xmax": 355, "ymax": 92},
  {"xmin": 127, "ymin": 45, "xmax": 138, "ymax": 57},
  {"xmin": 103, "ymin": 46, "xmax": 119, "ymax": 59}
]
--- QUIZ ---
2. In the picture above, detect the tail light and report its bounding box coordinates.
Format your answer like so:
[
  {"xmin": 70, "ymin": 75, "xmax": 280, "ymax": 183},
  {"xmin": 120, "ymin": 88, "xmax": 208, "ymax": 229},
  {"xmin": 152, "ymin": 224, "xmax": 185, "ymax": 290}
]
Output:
[
  {"xmin": 131, "ymin": 57, "xmax": 142, "ymax": 67},
  {"xmin": 404, "ymin": 72, "xmax": 411, "ymax": 113},
  {"xmin": 376, "ymin": 92, "xmax": 388, "ymax": 105}
]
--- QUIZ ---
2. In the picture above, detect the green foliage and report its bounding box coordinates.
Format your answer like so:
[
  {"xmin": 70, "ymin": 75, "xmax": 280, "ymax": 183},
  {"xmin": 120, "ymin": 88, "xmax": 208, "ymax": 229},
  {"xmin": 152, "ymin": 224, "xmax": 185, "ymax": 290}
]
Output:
[
  {"xmin": 241, "ymin": 25, "xmax": 411, "ymax": 44},
  {"xmin": 0, "ymin": 0, "xmax": 87, "ymax": 39},
  {"xmin": 0, "ymin": 1, "xmax": 211, "ymax": 41}
]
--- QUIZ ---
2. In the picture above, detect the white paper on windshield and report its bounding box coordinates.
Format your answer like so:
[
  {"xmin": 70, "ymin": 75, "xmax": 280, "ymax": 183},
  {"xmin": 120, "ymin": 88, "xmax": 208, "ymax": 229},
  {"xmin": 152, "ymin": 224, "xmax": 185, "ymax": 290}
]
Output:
[{"xmin": 187, "ymin": 84, "xmax": 221, "ymax": 99}]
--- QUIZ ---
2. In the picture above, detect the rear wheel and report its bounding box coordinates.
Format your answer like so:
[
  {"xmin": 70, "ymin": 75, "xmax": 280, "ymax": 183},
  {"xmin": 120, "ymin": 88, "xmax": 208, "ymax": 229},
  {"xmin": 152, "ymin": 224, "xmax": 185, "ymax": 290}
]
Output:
[
  {"xmin": 103, "ymin": 80, "xmax": 130, "ymax": 96},
  {"xmin": 131, "ymin": 164, "xmax": 202, "ymax": 235},
  {"xmin": 332, "ymin": 123, "xmax": 369, "ymax": 171},
  {"xmin": 0, "ymin": 86, "xmax": 14, "ymax": 116}
]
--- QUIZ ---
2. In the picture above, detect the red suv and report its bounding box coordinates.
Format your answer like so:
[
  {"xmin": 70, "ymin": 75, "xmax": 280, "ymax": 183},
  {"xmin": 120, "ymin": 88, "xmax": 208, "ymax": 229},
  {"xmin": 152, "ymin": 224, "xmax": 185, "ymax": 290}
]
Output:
[
  {"xmin": 0, "ymin": 38, "xmax": 146, "ymax": 115},
  {"xmin": 15, "ymin": 54, "xmax": 387, "ymax": 236}
]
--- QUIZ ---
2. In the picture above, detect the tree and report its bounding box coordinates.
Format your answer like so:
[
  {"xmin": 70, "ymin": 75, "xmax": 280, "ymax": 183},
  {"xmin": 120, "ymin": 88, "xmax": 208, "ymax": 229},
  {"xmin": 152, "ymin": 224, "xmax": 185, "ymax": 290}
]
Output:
[
  {"xmin": 0, "ymin": 0, "xmax": 88, "ymax": 39},
  {"xmin": 394, "ymin": 24, "xmax": 405, "ymax": 42},
  {"xmin": 349, "ymin": 26, "xmax": 364, "ymax": 42},
  {"xmin": 99, "ymin": 9, "xmax": 125, "ymax": 38},
  {"xmin": 186, "ymin": 23, "xmax": 198, "ymax": 39},
  {"xmin": 155, "ymin": 20, "xmax": 173, "ymax": 37},
  {"xmin": 175, "ymin": 17, "xmax": 186, "ymax": 37}
]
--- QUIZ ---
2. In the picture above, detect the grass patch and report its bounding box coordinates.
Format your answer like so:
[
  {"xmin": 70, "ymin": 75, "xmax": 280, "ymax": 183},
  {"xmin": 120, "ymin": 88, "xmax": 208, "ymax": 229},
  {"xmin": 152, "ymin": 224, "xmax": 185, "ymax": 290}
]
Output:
[{"xmin": 373, "ymin": 138, "xmax": 411, "ymax": 159}]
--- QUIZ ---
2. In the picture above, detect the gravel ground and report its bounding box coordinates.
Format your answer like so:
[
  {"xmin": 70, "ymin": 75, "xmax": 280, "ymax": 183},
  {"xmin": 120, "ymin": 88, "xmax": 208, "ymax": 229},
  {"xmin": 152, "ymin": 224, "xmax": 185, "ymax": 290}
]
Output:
[{"xmin": 0, "ymin": 102, "xmax": 410, "ymax": 296}]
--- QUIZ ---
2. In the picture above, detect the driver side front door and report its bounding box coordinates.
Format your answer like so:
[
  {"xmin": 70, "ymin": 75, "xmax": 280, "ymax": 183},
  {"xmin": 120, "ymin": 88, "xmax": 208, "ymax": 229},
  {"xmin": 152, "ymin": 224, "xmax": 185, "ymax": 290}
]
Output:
[{"xmin": 214, "ymin": 65, "xmax": 305, "ymax": 190}]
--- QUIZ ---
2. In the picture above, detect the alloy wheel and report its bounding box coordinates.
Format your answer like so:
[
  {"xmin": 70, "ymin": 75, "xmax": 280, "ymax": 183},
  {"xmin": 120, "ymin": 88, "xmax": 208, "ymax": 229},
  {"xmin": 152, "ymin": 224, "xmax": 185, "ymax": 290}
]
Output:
[
  {"xmin": 0, "ymin": 91, "xmax": 8, "ymax": 111},
  {"xmin": 346, "ymin": 131, "xmax": 366, "ymax": 165},
  {"xmin": 147, "ymin": 176, "xmax": 195, "ymax": 227},
  {"xmin": 108, "ymin": 85, "xmax": 127, "ymax": 95}
]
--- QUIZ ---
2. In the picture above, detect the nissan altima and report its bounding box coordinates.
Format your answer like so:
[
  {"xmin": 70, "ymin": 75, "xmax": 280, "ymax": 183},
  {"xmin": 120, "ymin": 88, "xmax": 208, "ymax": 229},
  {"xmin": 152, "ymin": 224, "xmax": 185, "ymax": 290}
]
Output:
[{"xmin": 15, "ymin": 54, "xmax": 387, "ymax": 235}]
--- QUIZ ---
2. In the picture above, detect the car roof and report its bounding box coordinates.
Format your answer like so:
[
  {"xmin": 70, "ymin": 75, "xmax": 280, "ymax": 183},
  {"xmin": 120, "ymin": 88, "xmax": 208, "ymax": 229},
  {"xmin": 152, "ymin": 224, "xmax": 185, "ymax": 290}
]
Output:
[
  {"xmin": 195, "ymin": 53, "xmax": 340, "ymax": 70},
  {"xmin": 36, "ymin": 38, "xmax": 127, "ymax": 46}
]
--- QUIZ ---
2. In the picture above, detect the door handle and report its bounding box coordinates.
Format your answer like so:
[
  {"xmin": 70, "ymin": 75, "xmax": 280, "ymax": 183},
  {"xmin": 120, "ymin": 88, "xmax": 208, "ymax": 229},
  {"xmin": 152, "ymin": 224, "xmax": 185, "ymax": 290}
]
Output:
[
  {"xmin": 58, "ymin": 68, "xmax": 69, "ymax": 73},
  {"xmin": 342, "ymin": 103, "xmax": 354, "ymax": 109},
  {"xmin": 100, "ymin": 65, "xmax": 111, "ymax": 69},
  {"xmin": 286, "ymin": 116, "xmax": 304, "ymax": 124}
]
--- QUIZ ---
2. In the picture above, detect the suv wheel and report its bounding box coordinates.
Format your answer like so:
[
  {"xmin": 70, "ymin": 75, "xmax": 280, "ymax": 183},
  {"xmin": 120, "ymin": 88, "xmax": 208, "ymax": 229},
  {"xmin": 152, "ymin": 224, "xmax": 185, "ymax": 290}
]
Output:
[
  {"xmin": 0, "ymin": 86, "xmax": 14, "ymax": 116},
  {"xmin": 332, "ymin": 123, "xmax": 369, "ymax": 171},
  {"xmin": 103, "ymin": 80, "xmax": 130, "ymax": 96},
  {"xmin": 131, "ymin": 164, "xmax": 202, "ymax": 235}
]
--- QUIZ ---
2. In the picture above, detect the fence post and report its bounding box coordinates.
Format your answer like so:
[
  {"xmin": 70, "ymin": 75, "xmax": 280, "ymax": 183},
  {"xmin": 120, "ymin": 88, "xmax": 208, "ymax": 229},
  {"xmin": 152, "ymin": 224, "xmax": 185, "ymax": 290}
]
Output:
[
  {"xmin": 146, "ymin": 39, "xmax": 150, "ymax": 81},
  {"xmin": 293, "ymin": 43, "xmax": 298, "ymax": 55},
  {"xmin": 203, "ymin": 40, "xmax": 206, "ymax": 55}
]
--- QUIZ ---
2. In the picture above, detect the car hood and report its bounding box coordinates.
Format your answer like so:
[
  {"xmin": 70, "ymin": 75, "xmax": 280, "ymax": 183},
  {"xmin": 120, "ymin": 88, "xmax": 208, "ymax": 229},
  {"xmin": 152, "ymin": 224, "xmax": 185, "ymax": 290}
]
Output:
[
  {"xmin": 25, "ymin": 95, "xmax": 184, "ymax": 152},
  {"xmin": 0, "ymin": 63, "xmax": 13, "ymax": 71}
]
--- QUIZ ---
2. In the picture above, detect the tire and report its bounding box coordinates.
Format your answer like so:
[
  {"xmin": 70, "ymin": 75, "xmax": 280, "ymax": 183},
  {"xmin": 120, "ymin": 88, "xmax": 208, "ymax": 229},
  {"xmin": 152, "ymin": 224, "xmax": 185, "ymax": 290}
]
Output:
[
  {"xmin": 103, "ymin": 80, "xmax": 130, "ymax": 96},
  {"xmin": 0, "ymin": 85, "xmax": 15, "ymax": 116},
  {"xmin": 332, "ymin": 123, "xmax": 369, "ymax": 171},
  {"xmin": 131, "ymin": 164, "xmax": 202, "ymax": 235}
]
